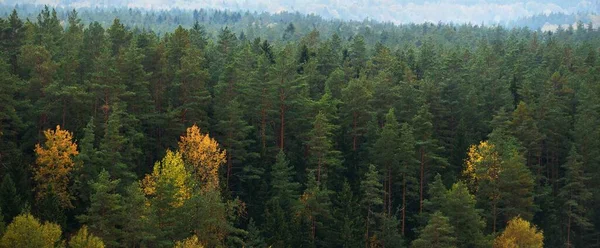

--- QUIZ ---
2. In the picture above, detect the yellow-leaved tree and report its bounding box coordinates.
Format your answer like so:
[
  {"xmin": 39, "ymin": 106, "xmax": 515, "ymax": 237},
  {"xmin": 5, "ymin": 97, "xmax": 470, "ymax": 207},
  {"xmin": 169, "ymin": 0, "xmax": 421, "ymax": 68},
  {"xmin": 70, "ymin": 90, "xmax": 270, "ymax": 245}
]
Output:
[
  {"xmin": 493, "ymin": 217, "xmax": 543, "ymax": 248},
  {"xmin": 174, "ymin": 235, "xmax": 205, "ymax": 248},
  {"xmin": 69, "ymin": 225, "xmax": 105, "ymax": 248},
  {"xmin": 34, "ymin": 125, "xmax": 79, "ymax": 208},
  {"xmin": 142, "ymin": 150, "xmax": 191, "ymax": 206},
  {"xmin": 0, "ymin": 213, "xmax": 62, "ymax": 248},
  {"xmin": 464, "ymin": 140, "xmax": 501, "ymax": 190},
  {"xmin": 178, "ymin": 124, "xmax": 226, "ymax": 191}
]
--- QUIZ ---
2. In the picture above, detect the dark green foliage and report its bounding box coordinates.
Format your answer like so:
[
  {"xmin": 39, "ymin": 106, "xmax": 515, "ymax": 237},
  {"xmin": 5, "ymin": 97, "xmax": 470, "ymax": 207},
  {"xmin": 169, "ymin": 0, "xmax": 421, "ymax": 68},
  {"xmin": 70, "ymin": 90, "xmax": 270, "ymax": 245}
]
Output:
[
  {"xmin": 361, "ymin": 164, "xmax": 383, "ymax": 242},
  {"xmin": 1, "ymin": 5, "xmax": 600, "ymax": 247},
  {"xmin": 78, "ymin": 170, "xmax": 123, "ymax": 247},
  {"xmin": 559, "ymin": 147, "xmax": 593, "ymax": 247},
  {"xmin": 0, "ymin": 175, "xmax": 21, "ymax": 223},
  {"xmin": 412, "ymin": 211, "xmax": 456, "ymax": 248}
]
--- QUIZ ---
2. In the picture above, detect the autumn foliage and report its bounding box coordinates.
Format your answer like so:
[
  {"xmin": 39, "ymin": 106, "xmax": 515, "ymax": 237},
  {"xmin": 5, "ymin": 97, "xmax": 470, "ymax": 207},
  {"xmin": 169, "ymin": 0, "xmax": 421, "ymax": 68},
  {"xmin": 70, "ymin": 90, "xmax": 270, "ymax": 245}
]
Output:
[
  {"xmin": 494, "ymin": 217, "xmax": 544, "ymax": 248},
  {"xmin": 142, "ymin": 150, "xmax": 191, "ymax": 206},
  {"xmin": 178, "ymin": 124, "xmax": 226, "ymax": 191},
  {"xmin": 34, "ymin": 125, "xmax": 79, "ymax": 208}
]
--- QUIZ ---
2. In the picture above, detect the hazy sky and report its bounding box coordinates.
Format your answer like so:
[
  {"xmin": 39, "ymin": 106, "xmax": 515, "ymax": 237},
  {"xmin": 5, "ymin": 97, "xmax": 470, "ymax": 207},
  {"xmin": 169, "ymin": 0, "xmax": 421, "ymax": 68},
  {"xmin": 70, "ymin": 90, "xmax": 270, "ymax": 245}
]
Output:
[{"xmin": 10, "ymin": 0, "xmax": 599, "ymax": 24}]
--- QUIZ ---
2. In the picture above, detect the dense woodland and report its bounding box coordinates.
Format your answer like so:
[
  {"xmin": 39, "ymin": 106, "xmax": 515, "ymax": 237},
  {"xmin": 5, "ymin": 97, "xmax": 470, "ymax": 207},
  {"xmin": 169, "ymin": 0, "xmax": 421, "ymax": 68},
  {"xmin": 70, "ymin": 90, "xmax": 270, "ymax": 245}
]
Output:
[{"xmin": 0, "ymin": 5, "xmax": 600, "ymax": 248}]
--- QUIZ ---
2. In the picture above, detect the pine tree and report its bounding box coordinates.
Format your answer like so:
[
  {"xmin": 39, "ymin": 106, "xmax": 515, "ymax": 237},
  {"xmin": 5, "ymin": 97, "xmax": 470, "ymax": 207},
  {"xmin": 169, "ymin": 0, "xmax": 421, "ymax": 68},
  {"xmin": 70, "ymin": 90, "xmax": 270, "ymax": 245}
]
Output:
[
  {"xmin": 173, "ymin": 46, "xmax": 210, "ymax": 129},
  {"xmin": 377, "ymin": 214, "xmax": 405, "ymax": 248},
  {"xmin": 360, "ymin": 164, "xmax": 383, "ymax": 245},
  {"xmin": 99, "ymin": 104, "xmax": 136, "ymax": 186},
  {"xmin": 122, "ymin": 182, "xmax": 156, "ymax": 247},
  {"xmin": 331, "ymin": 181, "xmax": 362, "ymax": 247},
  {"xmin": 412, "ymin": 211, "xmax": 456, "ymax": 248},
  {"xmin": 412, "ymin": 104, "xmax": 446, "ymax": 213},
  {"xmin": 398, "ymin": 122, "xmax": 418, "ymax": 235},
  {"xmin": 0, "ymin": 10, "xmax": 24, "ymax": 74},
  {"xmin": 270, "ymin": 150, "xmax": 301, "ymax": 206},
  {"xmin": 78, "ymin": 170, "xmax": 123, "ymax": 247},
  {"xmin": 246, "ymin": 218, "xmax": 266, "ymax": 248},
  {"xmin": 0, "ymin": 175, "xmax": 21, "ymax": 223},
  {"xmin": 341, "ymin": 77, "xmax": 372, "ymax": 152},
  {"xmin": 307, "ymin": 111, "xmax": 341, "ymax": 183},
  {"xmin": 559, "ymin": 146, "xmax": 593, "ymax": 247},
  {"xmin": 443, "ymin": 182, "xmax": 487, "ymax": 248},
  {"xmin": 214, "ymin": 98, "xmax": 253, "ymax": 190},
  {"xmin": 299, "ymin": 172, "xmax": 332, "ymax": 245},
  {"xmin": 106, "ymin": 18, "xmax": 130, "ymax": 56},
  {"xmin": 264, "ymin": 150, "xmax": 299, "ymax": 246},
  {"xmin": 372, "ymin": 108, "xmax": 401, "ymax": 215},
  {"xmin": 271, "ymin": 45, "xmax": 301, "ymax": 150}
]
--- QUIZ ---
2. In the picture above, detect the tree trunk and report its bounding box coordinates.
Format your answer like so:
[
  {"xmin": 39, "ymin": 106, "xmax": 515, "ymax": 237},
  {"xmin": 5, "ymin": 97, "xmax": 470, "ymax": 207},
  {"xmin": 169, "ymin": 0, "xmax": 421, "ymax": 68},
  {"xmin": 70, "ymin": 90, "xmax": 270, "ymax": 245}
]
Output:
[
  {"xmin": 567, "ymin": 212, "xmax": 572, "ymax": 248},
  {"xmin": 420, "ymin": 147, "xmax": 425, "ymax": 213},
  {"xmin": 402, "ymin": 173, "xmax": 406, "ymax": 236},
  {"xmin": 388, "ymin": 166, "xmax": 392, "ymax": 216},
  {"xmin": 353, "ymin": 112, "xmax": 358, "ymax": 151},
  {"xmin": 366, "ymin": 207, "xmax": 370, "ymax": 248},
  {"xmin": 492, "ymin": 198, "xmax": 497, "ymax": 233}
]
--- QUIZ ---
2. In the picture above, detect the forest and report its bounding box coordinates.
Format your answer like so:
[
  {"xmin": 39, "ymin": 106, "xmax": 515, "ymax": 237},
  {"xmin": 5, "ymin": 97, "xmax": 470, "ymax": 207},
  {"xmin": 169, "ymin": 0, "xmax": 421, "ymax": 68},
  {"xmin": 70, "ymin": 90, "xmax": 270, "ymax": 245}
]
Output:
[{"xmin": 0, "ymin": 4, "xmax": 599, "ymax": 248}]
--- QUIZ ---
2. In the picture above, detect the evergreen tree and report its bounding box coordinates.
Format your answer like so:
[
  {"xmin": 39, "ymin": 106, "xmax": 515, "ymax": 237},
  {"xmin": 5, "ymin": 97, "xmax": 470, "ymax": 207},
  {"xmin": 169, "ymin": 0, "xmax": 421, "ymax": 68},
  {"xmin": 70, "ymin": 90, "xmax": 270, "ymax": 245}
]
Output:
[
  {"xmin": 298, "ymin": 172, "xmax": 332, "ymax": 246},
  {"xmin": 331, "ymin": 181, "xmax": 362, "ymax": 247},
  {"xmin": 307, "ymin": 111, "xmax": 341, "ymax": 184},
  {"xmin": 360, "ymin": 164, "xmax": 383, "ymax": 245},
  {"xmin": 264, "ymin": 150, "xmax": 299, "ymax": 246},
  {"xmin": 377, "ymin": 214, "xmax": 405, "ymax": 248},
  {"xmin": 78, "ymin": 170, "xmax": 123, "ymax": 247},
  {"xmin": 412, "ymin": 211, "xmax": 456, "ymax": 248},
  {"xmin": 558, "ymin": 147, "xmax": 593, "ymax": 247},
  {"xmin": 341, "ymin": 77, "xmax": 372, "ymax": 152},
  {"xmin": 372, "ymin": 108, "xmax": 401, "ymax": 215},
  {"xmin": 398, "ymin": 123, "xmax": 418, "ymax": 235},
  {"xmin": 122, "ymin": 182, "xmax": 156, "ymax": 247},
  {"xmin": 0, "ymin": 175, "xmax": 21, "ymax": 223},
  {"xmin": 443, "ymin": 182, "xmax": 487, "ymax": 248},
  {"xmin": 412, "ymin": 104, "xmax": 446, "ymax": 213}
]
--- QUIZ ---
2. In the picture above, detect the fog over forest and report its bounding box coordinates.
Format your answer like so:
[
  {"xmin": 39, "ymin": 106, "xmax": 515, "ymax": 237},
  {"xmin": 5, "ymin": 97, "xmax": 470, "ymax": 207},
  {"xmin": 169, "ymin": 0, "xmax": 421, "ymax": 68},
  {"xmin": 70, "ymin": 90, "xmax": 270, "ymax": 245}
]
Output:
[{"xmin": 8, "ymin": 0, "xmax": 599, "ymax": 24}]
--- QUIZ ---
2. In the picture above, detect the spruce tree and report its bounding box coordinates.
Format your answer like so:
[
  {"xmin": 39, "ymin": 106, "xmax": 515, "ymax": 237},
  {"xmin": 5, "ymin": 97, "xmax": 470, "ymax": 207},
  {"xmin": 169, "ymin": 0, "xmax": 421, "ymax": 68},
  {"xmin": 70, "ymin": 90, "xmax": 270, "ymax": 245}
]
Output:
[
  {"xmin": 412, "ymin": 211, "xmax": 456, "ymax": 248},
  {"xmin": 559, "ymin": 146, "xmax": 593, "ymax": 247},
  {"xmin": 0, "ymin": 175, "xmax": 21, "ymax": 223},
  {"xmin": 78, "ymin": 170, "xmax": 124, "ymax": 247},
  {"xmin": 372, "ymin": 108, "xmax": 401, "ymax": 215},
  {"xmin": 360, "ymin": 164, "xmax": 383, "ymax": 245},
  {"xmin": 307, "ymin": 111, "xmax": 341, "ymax": 184}
]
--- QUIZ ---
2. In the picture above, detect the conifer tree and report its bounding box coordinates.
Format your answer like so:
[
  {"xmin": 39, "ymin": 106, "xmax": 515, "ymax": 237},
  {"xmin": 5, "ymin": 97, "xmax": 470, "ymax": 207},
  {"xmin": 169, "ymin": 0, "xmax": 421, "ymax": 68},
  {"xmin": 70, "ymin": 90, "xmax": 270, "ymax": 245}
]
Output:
[
  {"xmin": 412, "ymin": 104, "xmax": 446, "ymax": 213},
  {"xmin": 299, "ymin": 172, "xmax": 332, "ymax": 245},
  {"xmin": 0, "ymin": 175, "xmax": 21, "ymax": 223},
  {"xmin": 559, "ymin": 146, "xmax": 593, "ymax": 247},
  {"xmin": 398, "ymin": 122, "xmax": 418, "ymax": 235},
  {"xmin": 412, "ymin": 211, "xmax": 456, "ymax": 248},
  {"xmin": 331, "ymin": 181, "xmax": 362, "ymax": 247},
  {"xmin": 307, "ymin": 111, "xmax": 341, "ymax": 183},
  {"xmin": 341, "ymin": 77, "xmax": 372, "ymax": 152},
  {"xmin": 122, "ymin": 182, "xmax": 156, "ymax": 247},
  {"xmin": 372, "ymin": 108, "xmax": 401, "ymax": 215},
  {"xmin": 78, "ymin": 170, "xmax": 123, "ymax": 247},
  {"xmin": 360, "ymin": 164, "xmax": 383, "ymax": 245}
]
